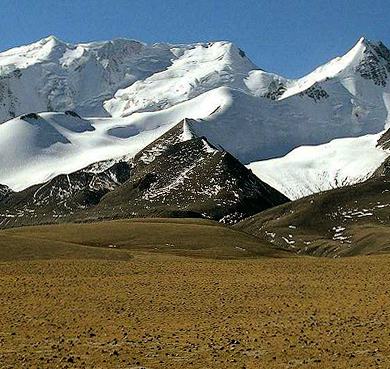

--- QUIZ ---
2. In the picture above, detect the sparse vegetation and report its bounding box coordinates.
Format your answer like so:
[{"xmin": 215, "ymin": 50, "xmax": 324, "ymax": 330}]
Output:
[
  {"xmin": 237, "ymin": 159, "xmax": 390, "ymax": 257},
  {"xmin": 0, "ymin": 218, "xmax": 287, "ymax": 261},
  {"xmin": 1, "ymin": 247, "xmax": 390, "ymax": 368}
]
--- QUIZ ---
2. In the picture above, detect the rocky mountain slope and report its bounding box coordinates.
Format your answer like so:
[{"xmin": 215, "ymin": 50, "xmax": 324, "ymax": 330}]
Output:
[
  {"xmin": 0, "ymin": 159, "xmax": 132, "ymax": 228},
  {"xmin": 0, "ymin": 119, "xmax": 289, "ymax": 228},
  {"xmin": 84, "ymin": 119, "xmax": 289, "ymax": 223},
  {"xmin": 0, "ymin": 184, "xmax": 12, "ymax": 202}
]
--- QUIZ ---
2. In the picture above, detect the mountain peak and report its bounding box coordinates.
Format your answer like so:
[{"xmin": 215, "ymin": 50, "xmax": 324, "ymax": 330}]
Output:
[
  {"xmin": 40, "ymin": 35, "xmax": 66, "ymax": 46},
  {"xmin": 354, "ymin": 37, "xmax": 390, "ymax": 87},
  {"xmin": 46, "ymin": 35, "xmax": 61, "ymax": 42},
  {"xmin": 357, "ymin": 36, "xmax": 367, "ymax": 45}
]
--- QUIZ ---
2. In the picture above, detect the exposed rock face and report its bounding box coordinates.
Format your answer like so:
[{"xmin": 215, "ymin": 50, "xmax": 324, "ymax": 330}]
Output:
[
  {"xmin": 299, "ymin": 83, "xmax": 329, "ymax": 102},
  {"xmin": 0, "ymin": 185, "xmax": 13, "ymax": 202},
  {"xmin": 356, "ymin": 41, "xmax": 390, "ymax": 86},
  {"xmin": 264, "ymin": 80, "xmax": 286, "ymax": 100},
  {"xmin": 376, "ymin": 128, "xmax": 390, "ymax": 150},
  {"xmin": 0, "ymin": 161, "xmax": 132, "ymax": 228}
]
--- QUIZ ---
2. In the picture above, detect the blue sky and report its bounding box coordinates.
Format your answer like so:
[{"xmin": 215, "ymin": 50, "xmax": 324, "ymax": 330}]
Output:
[{"xmin": 1, "ymin": 0, "xmax": 390, "ymax": 78}]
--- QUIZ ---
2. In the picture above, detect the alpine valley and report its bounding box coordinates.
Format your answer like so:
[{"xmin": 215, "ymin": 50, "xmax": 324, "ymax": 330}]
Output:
[{"xmin": 2, "ymin": 35, "xmax": 390, "ymax": 257}]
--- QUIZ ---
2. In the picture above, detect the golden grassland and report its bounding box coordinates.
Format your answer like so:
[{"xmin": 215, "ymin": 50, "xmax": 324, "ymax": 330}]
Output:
[{"xmin": 0, "ymin": 220, "xmax": 390, "ymax": 368}]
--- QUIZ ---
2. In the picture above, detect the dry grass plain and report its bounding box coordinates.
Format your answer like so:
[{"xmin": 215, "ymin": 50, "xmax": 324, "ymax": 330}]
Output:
[
  {"xmin": 1, "ymin": 220, "xmax": 390, "ymax": 368},
  {"xmin": 0, "ymin": 218, "xmax": 287, "ymax": 261}
]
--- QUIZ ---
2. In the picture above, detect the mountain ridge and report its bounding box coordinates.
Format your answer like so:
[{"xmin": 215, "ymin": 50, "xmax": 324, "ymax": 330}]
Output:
[
  {"xmin": 2, "ymin": 35, "xmax": 390, "ymax": 202},
  {"xmin": 248, "ymin": 128, "xmax": 390, "ymax": 200}
]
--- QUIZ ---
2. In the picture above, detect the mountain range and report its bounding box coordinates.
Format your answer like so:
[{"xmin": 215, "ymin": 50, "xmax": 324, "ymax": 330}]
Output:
[{"xmin": 1, "ymin": 35, "xmax": 390, "ymax": 256}]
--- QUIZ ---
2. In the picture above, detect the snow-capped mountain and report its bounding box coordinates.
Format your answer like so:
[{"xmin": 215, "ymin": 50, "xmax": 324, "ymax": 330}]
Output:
[
  {"xmin": 183, "ymin": 38, "xmax": 390, "ymax": 163},
  {"xmin": 104, "ymin": 41, "xmax": 257, "ymax": 117},
  {"xmin": 0, "ymin": 35, "xmax": 198, "ymax": 122},
  {"xmin": 248, "ymin": 129, "xmax": 390, "ymax": 200},
  {"xmin": 106, "ymin": 37, "xmax": 390, "ymax": 164},
  {"xmin": 1, "ymin": 35, "xmax": 390, "ymax": 200}
]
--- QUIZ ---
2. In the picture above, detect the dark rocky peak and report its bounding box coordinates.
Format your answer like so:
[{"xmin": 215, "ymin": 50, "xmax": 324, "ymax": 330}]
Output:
[
  {"xmin": 134, "ymin": 118, "xmax": 197, "ymax": 167},
  {"xmin": 93, "ymin": 123, "xmax": 289, "ymax": 224},
  {"xmin": 357, "ymin": 39, "xmax": 390, "ymax": 86},
  {"xmin": 377, "ymin": 127, "xmax": 390, "ymax": 150},
  {"xmin": 0, "ymin": 184, "xmax": 13, "ymax": 202}
]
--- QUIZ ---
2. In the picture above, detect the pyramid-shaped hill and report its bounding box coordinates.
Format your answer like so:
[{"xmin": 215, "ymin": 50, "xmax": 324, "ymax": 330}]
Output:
[{"xmin": 82, "ymin": 119, "xmax": 290, "ymax": 224}]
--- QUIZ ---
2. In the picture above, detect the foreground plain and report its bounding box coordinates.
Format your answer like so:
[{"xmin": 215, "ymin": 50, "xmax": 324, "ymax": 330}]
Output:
[{"xmin": 1, "ymin": 242, "xmax": 390, "ymax": 367}]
